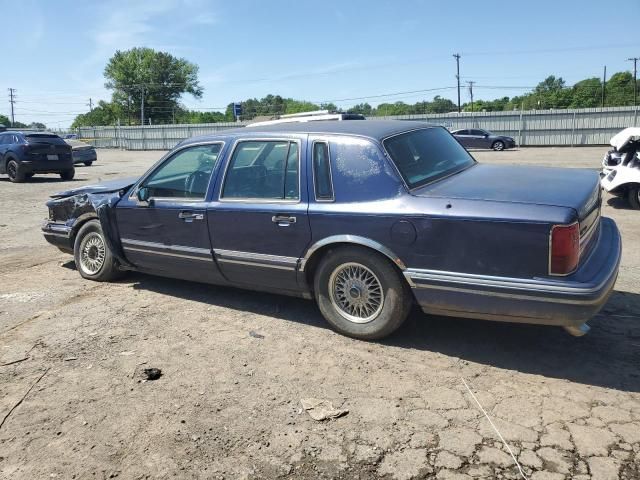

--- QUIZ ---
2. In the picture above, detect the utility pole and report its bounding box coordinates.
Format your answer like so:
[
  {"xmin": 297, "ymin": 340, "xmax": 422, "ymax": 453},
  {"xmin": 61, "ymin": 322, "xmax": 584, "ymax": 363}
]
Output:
[
  {"xmin": 602, "ymin": 66, "xmax": 607, "ymax": 108},
  {"xmin": 455, "ymin": 53, "xmax": 461, "ymax": 113},
  {"xmin": 87, "ymin": 97, "xmax": 93, "ymax": 112},
  {"xmin": 8, "ymin": 88, "xmax": 16, "ymax": 127},
  {"xmin": 628, "ymin": 57, "xmax": 639, "ymax": 106},
  {"xmin": 140, "ymin": 86, "xmax": 145, "ymax": 126},
  {"xmin": 467, "ymin": 81, "xmax": 475, "ymax": 112}
]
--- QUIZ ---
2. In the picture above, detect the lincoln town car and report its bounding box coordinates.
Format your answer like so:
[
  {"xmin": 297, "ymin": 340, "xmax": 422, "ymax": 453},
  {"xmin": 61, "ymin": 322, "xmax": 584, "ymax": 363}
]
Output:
[{"xmin": 42, "ymin": 120, "xmax": 621, "ymax": 340}]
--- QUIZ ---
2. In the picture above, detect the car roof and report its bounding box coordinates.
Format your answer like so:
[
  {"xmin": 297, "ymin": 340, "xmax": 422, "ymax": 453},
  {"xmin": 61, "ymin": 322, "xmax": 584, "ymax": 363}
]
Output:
[{"xmin": 182, "ymin": 120, "xmax": 438, "ymax": 146}]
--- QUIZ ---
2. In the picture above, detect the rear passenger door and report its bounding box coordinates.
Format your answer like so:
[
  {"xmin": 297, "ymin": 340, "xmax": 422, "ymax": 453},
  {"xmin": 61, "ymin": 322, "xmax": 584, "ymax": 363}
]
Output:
[{"xmin": 207, "ymin": 137, "xmax": 311, "ymax": 292}]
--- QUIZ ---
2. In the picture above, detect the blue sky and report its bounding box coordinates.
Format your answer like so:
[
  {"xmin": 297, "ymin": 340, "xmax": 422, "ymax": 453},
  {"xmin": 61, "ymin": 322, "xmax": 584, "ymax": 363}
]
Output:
[{"xmin": 3, "ymin": 0, "xmax": 640, "ymax": 128}]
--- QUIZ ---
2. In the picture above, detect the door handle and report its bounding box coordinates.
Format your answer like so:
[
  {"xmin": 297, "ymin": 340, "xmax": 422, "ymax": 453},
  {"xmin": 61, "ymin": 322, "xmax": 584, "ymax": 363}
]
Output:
[
  {"xmin": 178, "ymin": 211, "xmax": 204, "ymax": 222},
  {"xmin": 272, "ymin": 215, "xmax": 297, "ymax": 226}
]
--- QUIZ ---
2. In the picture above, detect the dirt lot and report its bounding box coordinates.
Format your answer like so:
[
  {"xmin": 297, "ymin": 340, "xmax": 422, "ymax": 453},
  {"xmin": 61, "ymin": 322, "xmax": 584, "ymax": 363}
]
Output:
[{"xmin": 1, "ymin": 147, "xmax": 639, "ymax": 480}]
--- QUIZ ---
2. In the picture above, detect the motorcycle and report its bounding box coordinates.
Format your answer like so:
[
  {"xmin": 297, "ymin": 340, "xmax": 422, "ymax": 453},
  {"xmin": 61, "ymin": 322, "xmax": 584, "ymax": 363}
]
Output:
[{"xmin": 601, "ymin": 127, "xmax": 640, "ymax": 209}]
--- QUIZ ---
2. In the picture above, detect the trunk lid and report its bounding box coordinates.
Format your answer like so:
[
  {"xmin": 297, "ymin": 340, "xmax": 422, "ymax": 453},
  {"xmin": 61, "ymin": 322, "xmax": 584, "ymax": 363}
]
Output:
[{"xmin": 412, "ymin": 163, "xmax": 601, "ymax": 221}]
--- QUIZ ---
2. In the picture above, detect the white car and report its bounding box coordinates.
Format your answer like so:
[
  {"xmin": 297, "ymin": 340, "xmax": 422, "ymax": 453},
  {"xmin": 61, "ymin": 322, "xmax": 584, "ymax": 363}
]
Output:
[{"xmin": 601, "ymin": 127, "xmax": 640, "ymax": 209}]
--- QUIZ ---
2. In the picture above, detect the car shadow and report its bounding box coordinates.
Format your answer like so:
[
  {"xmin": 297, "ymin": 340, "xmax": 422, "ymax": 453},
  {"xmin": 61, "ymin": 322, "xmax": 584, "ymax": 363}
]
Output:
[
  {"xmin": 607, "ymin": 196, "xmax": 635, "ymax": 210},
  {"xmin": 0, "ymin": 177, "xmax": 83, "ymax": 184},
  {"xmin": 110, "ymin": 270, "xmax": 640, "ymax": 393}
]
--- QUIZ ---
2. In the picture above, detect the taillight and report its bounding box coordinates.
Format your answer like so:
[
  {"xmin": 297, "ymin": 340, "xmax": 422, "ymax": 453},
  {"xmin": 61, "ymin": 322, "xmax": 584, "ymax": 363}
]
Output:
[{"xmin": 550, "ymin": 223, "xmax": 580, "ymax": 275}]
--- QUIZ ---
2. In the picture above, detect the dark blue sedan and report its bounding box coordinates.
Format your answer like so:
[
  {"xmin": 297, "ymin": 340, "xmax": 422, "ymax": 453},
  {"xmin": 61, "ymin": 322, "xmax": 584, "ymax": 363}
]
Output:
[{"xmin": 42, "ymin": 120, "xmax": 621, "ymax": 339}]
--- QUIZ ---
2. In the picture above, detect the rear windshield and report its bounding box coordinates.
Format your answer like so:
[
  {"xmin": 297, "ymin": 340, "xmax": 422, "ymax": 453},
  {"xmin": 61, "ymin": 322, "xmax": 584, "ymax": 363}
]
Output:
[
  {"xmin": 383, "ymin": 127, "xmax": 476, "ymax": 189},
  {"xmin": 25, "ymin": 133, "xmax": 66, "ymax": 144}
]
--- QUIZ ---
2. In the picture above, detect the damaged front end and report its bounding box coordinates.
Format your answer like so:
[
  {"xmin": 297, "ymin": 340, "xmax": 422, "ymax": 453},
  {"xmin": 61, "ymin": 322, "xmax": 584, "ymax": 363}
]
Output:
[{"xmin": 42, "ymin": 179, "xmax": 137, "ymax": 269}]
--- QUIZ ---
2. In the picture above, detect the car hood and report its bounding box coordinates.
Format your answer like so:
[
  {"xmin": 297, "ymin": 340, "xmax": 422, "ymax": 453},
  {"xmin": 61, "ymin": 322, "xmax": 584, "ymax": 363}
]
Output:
[
  {"xmin": 412, "ymin": 163, "xmax": 600, "ymax": 220},
  {"xmin": 50, "ymin": 176, "xmax": 138, "ymax": 199}
]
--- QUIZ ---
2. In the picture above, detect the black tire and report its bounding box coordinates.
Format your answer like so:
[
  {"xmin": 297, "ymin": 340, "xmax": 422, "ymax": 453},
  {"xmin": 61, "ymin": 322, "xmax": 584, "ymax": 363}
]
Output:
[
  {"xmin": 73, "ymin": 220, "xmax": 124, "ymax": 282},
  {"xmin": 25, "ymin": 173, "xmax": 34, "ymax": 179},
  {"xmin": 84, "ymin": 161, "xmax": 93, "ymax": 167},
  {"xmin": 313, "ymin": 246, "xmax": 413, "ymax": 340},
  {"xmin": 60, "ymin": 168, "xmax": 75, "ymax": 181},
  {"xmin": 7, "ymin": 159, "xmax": 25, "ymax": 183},
  {"xmin": 492, "ymin": 140, "xmax": 505, "ymax": 151},
  {"xmin": 628, "ymin": 185, "xmax": 640, "ymax": 210}
]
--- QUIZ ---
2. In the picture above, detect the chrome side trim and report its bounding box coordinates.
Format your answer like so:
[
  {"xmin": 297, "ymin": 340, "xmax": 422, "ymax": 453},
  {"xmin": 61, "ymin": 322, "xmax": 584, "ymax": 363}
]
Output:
[
  {"xmin": 299, "ymin": 235, "xmax": 407, "ymax": 272},
  {"xmin": 214, "ymin": 249, "xmax": 298, "ymax": 270},
  {"xmin": 122, "ymin": 246, "xmax": 213, "ymax": 262},
  {"xmin": 216, "ymin": 258, "xmax": 296, "ymax": 271},
  {"xmin": 120, "ymin": 238, "xmax": 212, "ymax": 256}
]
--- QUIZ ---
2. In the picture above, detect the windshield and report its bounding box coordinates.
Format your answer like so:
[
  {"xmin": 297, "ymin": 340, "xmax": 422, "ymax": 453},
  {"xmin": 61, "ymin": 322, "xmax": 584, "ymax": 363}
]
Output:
[{"xmin": 383, "ymin": 127, "xmax": 476, "ymax": 189}]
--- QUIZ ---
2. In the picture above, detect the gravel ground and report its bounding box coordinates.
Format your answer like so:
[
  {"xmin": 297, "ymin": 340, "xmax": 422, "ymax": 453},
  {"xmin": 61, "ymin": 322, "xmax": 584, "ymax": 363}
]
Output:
[{"xmin": 0, "ymin": 146, "xmax": 639, "ymax": 480}]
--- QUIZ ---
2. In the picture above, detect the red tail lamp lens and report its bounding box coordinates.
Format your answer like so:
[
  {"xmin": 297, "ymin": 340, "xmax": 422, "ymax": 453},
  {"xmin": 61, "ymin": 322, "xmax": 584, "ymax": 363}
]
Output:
[{"xmin": 550, "ymin": 223, "xmax": 580, "ymax": 275}]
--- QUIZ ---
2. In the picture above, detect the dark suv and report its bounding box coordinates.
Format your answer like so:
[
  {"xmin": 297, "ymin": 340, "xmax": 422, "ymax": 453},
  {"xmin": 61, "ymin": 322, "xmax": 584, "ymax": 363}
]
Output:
[{"xmin": 0, "ymin": 131, "xmax": 74, "ymax": 182}]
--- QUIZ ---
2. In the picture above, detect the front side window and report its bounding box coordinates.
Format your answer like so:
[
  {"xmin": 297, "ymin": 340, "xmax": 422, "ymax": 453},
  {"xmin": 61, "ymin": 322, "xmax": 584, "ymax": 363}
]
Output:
[
  {"xmin": 313, "ymin": 142, "xmax": 333, "ymax": 200},
  {"xmin": 222, "ymin": 140, "xmax": 299, "ymax": 200},
  {"xmin": 383, "ymin": 127, "xmax": 476, "ymax": 189},
  {"xmin": 142, "ymin": 143, "xmax": 222, "ymax": 199}
]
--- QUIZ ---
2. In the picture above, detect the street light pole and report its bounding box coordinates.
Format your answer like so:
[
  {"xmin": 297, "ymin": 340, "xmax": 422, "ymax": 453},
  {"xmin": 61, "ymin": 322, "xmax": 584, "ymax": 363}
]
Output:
[
  {"xmin": 628, "ymin": 57, "xmax": 638, "ymax": 106},
  {"xmin": 453, "ymin": 53, "xmax": 461, "ymax": 113}
]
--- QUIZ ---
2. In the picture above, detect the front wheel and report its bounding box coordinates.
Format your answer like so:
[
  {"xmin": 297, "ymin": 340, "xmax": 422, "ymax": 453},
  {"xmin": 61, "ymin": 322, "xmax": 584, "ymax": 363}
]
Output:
[
  {"xmin": 628, "ymin": 186, "xmax": 640, "ymax": 210},
  {"xmin": 492, "ymin": 140, "xmax": 505, "ymax": 151},
  {"xmin": 84, "ymin": 161, "xmax": 93, "ymax": 167},
  {"xmin": 73, "ymin": 220, "xmax": 124, "ymax": 282},
  {"xmin": 314, "ymin": 246, "xmax": 413, "ymax": 340}
]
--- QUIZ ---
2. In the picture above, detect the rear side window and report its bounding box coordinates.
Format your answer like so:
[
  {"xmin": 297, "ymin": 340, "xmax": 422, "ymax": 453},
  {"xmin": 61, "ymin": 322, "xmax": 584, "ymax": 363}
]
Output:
[
  {"xmin": 222, "ymin": 140, "xmax": 299, "ymax": 201},
  {"xmin": 313, "ymin": 142, "xmax": 333, "ymax": 201}
]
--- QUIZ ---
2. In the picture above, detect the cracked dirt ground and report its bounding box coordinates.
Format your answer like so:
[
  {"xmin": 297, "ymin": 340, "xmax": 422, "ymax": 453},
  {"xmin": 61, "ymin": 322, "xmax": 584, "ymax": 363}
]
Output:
[{"xmin": 1, "ymin": 147, "xmax": 639, "ymax": 479}]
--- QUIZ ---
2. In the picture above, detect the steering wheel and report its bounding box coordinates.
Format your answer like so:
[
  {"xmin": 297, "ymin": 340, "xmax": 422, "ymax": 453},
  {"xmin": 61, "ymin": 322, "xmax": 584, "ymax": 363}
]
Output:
[{"xmin": 184, "ymin": 170, "xmax": 209, "ymax": 196}]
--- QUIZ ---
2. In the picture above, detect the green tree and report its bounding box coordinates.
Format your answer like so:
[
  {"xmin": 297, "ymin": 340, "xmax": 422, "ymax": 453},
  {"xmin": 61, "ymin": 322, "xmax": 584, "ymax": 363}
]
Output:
[
  {"xmin": 104, "ymin": 47, "xmax": 203, "ymax": 125},
  {"xmin": 0, "ymin": 114, "xmax": 10, "ymax": 126},
  {"xmin": 71, "ymin": 101, "xmax": 124, "ymax": 127}
]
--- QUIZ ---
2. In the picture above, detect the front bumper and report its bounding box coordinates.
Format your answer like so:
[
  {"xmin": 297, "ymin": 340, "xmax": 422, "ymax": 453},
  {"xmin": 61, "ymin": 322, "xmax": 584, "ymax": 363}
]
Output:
[
  {"xmin": 406, "ymin": 217, "xmax": 621, "ymax": 329},
  {"xmin": 42, "ymin": 221, "xmax": 74, "ymax": 253}
]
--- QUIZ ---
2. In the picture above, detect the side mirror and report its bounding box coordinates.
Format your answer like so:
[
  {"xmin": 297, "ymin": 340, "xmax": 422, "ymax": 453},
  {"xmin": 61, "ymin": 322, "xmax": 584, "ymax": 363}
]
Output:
[
  {"xmin": 484, "ymin": 134, "xmax": 489, "ymax": 138},
  {"xmin": 136, "ymin": 187, "xmax": 153, "ymax": 205}
]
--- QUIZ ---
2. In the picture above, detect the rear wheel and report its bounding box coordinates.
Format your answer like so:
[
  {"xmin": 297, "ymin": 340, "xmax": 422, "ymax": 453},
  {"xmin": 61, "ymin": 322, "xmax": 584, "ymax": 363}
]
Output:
[
  {"xmin": 628, "ymin": 185, "xmax": 640, "ymax": 210},
  {"xmin": 7, "ymin": 159, "xmax": 25, "ymax": 183},
  {"xmin": 73, "ymin": 220, "xmax": 124, "ymax": 282},
  {"xmin": 314, "ymin": 246, "xmax": 412, "ymax": 340},
  {"xmin": 60, "ymin": 168, "xmax": 75, "ymax": 181},
  {"xmin": 492, "ymin": 140, "xmax": 505, "ymax": 151},
  {"xmin": 84, "ymin": 161, "xmax": 93, "ymax": 167}
]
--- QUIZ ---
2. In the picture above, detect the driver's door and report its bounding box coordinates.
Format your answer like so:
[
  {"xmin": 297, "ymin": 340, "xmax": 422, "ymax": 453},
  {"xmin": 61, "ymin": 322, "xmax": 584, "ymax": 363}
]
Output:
[{"xmin": 115, "ymin": 142, "xmax": 226, "ymax": 284}]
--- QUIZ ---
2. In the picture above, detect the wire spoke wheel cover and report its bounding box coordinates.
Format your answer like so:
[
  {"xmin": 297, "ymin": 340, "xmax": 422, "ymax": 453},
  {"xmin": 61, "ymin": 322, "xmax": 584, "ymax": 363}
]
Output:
[
  {"xmin": 79, "ymin": 232, "xmax": 106, "ymax": 275},
  {"xmin": 329, "ymin": 262, "xmax": 384, "ymax": 324}
]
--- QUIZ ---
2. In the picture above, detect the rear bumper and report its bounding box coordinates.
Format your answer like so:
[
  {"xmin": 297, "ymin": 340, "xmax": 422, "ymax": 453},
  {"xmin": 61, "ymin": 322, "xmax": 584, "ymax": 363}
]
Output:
[
  {"xmin": 72, "ymin": 149, "xmax": 97, "ymax": 164},
  {"xmin": 21, "ymin": 158, "xmax": 73, "ymax": 174},
  {"xmin": 406, "ymin": 217, "xmax": 621, "ymax": 328},
  {"xmin": 42, "ymin": 221, "xmax": 74, "ymax": 253}
]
